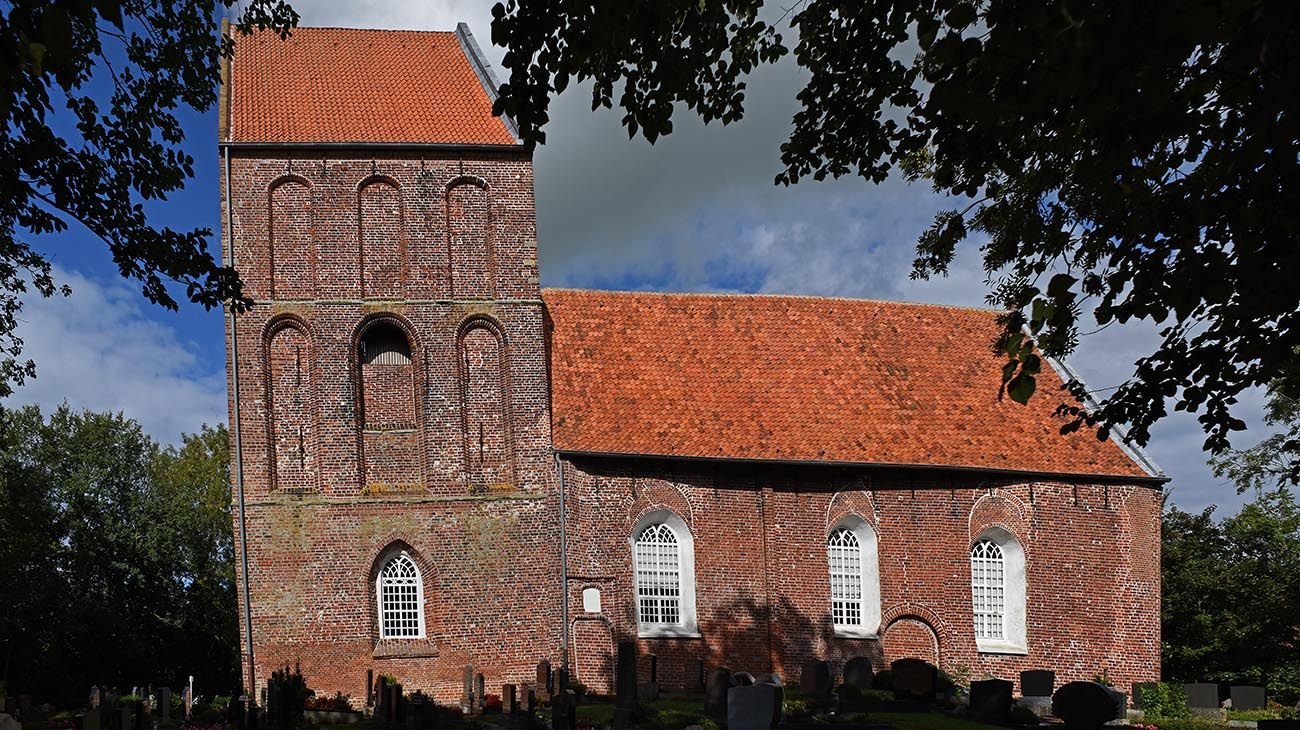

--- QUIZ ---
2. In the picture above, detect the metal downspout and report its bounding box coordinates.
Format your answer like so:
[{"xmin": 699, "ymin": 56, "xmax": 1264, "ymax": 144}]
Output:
[
  {"xmin": 555, "ymin": 450, "xmax": 570, "ymax": 670},
  {"xmin": 225, "ymin": 144, "xmax": 257, "ymax": 696}
]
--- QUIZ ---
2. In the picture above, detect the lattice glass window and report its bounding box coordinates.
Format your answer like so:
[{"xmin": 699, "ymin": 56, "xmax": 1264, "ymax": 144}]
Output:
[
  {"xmin": 828, "ymin": 528, "xmax": 863, "ymax": 628},
  {"xmin": 377, "ymin": 552, "xmax": 424, "ymax": 639},
  {"xmin": 970, "ymin": 539, "xmax": 1006, "ymax": 640},
  {"xmin": 634, "ymin": 523, "xmax": 681, "ymax": 627}
]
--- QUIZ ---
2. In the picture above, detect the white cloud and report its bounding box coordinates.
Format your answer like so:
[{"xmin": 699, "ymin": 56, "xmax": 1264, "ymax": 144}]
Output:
[{"xmin": 3, "ymin": 269, "xmax": 226, "ymax": 442}]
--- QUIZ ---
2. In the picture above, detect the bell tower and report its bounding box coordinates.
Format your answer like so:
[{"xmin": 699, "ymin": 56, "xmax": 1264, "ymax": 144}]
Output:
[{"xmin": 222, "ymin": 23, "xmax": 558, "ymax": 701}]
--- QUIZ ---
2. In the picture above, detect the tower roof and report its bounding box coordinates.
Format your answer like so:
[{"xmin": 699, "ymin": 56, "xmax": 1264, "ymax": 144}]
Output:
[
  {"xmin": 224, "ymin": 25, "xmax": 519, "ymax": 145},
  {"xmin": 544, "ymin": 288, "xmax": 1161, "ymax": 481}
]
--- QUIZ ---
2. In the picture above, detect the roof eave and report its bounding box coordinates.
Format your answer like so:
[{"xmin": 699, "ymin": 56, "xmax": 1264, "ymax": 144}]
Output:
[
  {"xmin": 217, "ymin": 140, "xmax": 527, "ymax": 152},
  {"xmin": 552, "ymin": 447, "xmax": 1170, "ymax": 487}
]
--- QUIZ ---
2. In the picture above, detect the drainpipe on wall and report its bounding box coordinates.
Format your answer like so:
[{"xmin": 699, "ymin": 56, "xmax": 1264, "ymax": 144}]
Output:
[
  {"xmin": 554, "ymin": 450, "xmax": 570, "ymax": 670},
  {"xmin": 225, "ymin": 143, "xmax": 258, "ymax": 697}
]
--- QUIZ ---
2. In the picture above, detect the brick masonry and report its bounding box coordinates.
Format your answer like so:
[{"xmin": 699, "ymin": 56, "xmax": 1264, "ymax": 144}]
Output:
[{"xmin": 224, "ymin": 147, "xmax": 1160, "ymax": 704}]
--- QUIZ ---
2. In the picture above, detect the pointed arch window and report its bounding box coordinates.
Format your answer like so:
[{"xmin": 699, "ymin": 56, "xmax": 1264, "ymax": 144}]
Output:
[
  {"xmin": 630, "ymin": 510, "xmax": 699, "ymax": 638},
  {"xmin": 970, "ymin": 528, "xmax": 1028, "ymax": 654},
  {"xmin": 376, "ymin": 552, "xmax": 425, "ymax": 639},
  {"xmin": 827, "ymin": 516, "xmax": 881, "ymax": 637}
]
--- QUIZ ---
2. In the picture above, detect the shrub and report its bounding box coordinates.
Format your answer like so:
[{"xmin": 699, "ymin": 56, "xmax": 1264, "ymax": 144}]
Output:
[
  {"xmin": 304, "ymin": 693, "xmax": 352, "ymax": 712},
  {"xmin": 1137, "ymin": 718, "xmax": 1228, "ymax": 730},
  {"xmin": 862, "ymin": 690, "xmax": 895, "ymax": 706},
  {"xmin": 1136, "ymin": 683, "xmax": 1190, "ymax": 720}
]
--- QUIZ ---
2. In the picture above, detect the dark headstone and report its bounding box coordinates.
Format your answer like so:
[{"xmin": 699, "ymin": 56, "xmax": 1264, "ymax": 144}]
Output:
[
  {"xmin": 756, "ymin": 674, "xmax": 783, "ymax": 687},
  {"xmin": 476, "ymin": 674, "xmax": 486, "ymax": 712},
  {"xmin": 366, "ymin": 671, "xmax": 374, "ymax": 707},
  {"xmin": 1131, "ymin": 683, "xmax": 1158, "ymax": 709},
  {"xmin": 551, "ymin": 690, "xmax": 577, "ymax": 730},
  {"xmin": 891, "ymin": 658, "xmax": 938, "ymax": 700},
  {"xmin": 844, "ymin": 657, "xmax": 875, "ymax": 690},
  {"xmin": 503, "ymin": 685, "xmax": 517, "ymax": 715},
  {"xmin": 614, "ymin": 641, "xmax": 638, "ymax": 729},
  {"xmin": 727, "ymin": 683, "xmax": 784, "ymax": 730},
  {"xmin": 461, "ymin": 666, "xmax": 474, "ymax": 714},
  {"xmin": 649, "ymin": 655, "xmax": 658, "ymax": 684},
  {"xmin": 801, "ymin": 661, "xmax": 834, "ymax": 701},
  {"xmin": 246, "ymin": 703, "xmax": 259, "ymax": 730},
  {"xmin": 158, "ymin": 688, "xmax": 172, "ymax": 723},
  {"xmin": 733, "ymin": 672, "xmax": 756, "ymax": 687},
  {"xmin": 1231, "ymin": 686, "xmax": 1266, "ymax": 711},
  {"xmin": 1021, "ymin": 670, "xmax": 1056, "ymax": 698},
  {"xmin": 970, "ymin": 678, "xmax": 1014, "ymax": 722},
  {"xmin": 536, "ymin": 661, "xmax": 552, "ymax": 701},
  {"xmin": 1052, "ymin": 681, "xmax": 1125, "ymax": 730},
  {"xmin": 1258, "ymin": 722, "xmax": 1300, "ymax": 730},
  {"xmin": 705, "ymin": 667, "xmax": 733, "ymax": 720},
  {"xmin": 1185, "ymin": 683, "xmax": 1219, "ymax": 708}
]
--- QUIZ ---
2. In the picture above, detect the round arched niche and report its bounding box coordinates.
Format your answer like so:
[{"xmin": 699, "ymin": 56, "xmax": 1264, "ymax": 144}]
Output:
[{"xmin": 881, "ymin": 617, "xmax": 940, "ymax": 665}]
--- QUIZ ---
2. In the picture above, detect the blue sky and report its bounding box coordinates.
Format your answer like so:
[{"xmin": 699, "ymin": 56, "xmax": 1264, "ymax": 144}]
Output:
[{"xmin": 2, "ymin": 1, "xmax": 1271, "ymax": 514}]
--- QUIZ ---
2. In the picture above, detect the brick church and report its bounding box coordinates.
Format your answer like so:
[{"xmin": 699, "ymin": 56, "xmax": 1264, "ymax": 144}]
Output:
[{"xmin": 221, "ymin": 24, "xmax": 1165, "ymax": 704}]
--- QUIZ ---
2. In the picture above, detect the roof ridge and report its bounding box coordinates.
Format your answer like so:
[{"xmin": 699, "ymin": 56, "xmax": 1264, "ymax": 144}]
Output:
[
  {"xmin": 275, "ymin": 25, "xmax": 457, "ymax": 33},
  {"xmin": 541, "ymin": 287, "xmax": 1005, "ymax": 315}
]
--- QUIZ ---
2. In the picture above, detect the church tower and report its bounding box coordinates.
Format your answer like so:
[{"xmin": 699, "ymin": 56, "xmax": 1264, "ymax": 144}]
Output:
[{"xmin": 221, "ymin": 24, "xmax": 559, "ymax": 701}]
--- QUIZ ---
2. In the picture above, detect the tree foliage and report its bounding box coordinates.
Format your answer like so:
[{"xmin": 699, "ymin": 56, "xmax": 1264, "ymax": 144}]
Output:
[
  {"xmin": 491, "ymin": 0, "xmax": 1300, "ymax": 475},
  {"xmin": 1162, "ymin": 491, "xmax": 1300, "ymax": 701},
  {"xmin": 1211, "ymin": 354, "xmax": 1300, "ymax": 490},
  {"xmin": 0, "ymin": 0, "xmax": 297, "ymax": 398},
  {"xmin": 0, "ymin": 405, "xmax": 237, "ymax": 703}
]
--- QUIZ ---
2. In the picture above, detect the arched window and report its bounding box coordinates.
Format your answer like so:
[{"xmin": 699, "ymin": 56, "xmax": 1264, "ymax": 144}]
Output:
[
  {"xmin": 827, "ymin": 516, "xmax": 881, "ymax": 636},
  {"xmin": 970, "ymin": 528, "xmax": 1028, "ymax": 654},
  {"xmin": 358, "ymin": 321, "xmax": 415, "ymax": 429},
  {"xmin": 376, "ymin": 552, "xmax": 425, "ymax": 639},
  {"xmin": 970, "ymin": 539, "xmax": 1005, "ymax": 639},
  {"xmin": 630, "ymin": 510, "xmax": 699, "ymax": 637}
]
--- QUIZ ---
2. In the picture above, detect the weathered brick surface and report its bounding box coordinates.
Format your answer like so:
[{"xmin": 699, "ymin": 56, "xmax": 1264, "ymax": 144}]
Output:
[
  {"xmin": 225, "ymin": 150, "xmax": 559, "ymax": 703},
  {"xmin": 223, "ymin": 140, "xmax": 1159, "ymax": 707},
  {"xmin": 558, "ymin": 459, "xmax": 1161, "ymax": 697}
]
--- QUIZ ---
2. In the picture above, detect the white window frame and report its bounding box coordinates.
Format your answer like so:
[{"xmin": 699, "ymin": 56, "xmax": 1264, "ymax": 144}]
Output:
[
  {"xmin": 827, "ymin": 516, "xmax": 881, "ymax": 638},
  {"xmin": 376, "ymin": 551, "xmax": 427, "ymax": 640},
  {"xmin": 971, "ymin": 527, "xmax": 1027, "ymax": 654},
  {"xmin": 630, "ymin": 509, "xmax": 699, "ymax": 638}
]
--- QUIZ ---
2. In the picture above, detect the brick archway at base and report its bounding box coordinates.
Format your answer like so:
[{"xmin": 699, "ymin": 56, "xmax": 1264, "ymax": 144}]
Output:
[
  {"xmin": 881, "ymin": 618, "xmax": 940, "ymax": 665},
  {"xmin": 573, "ymin": 619, "xmax": 614, "ymax": 694}
]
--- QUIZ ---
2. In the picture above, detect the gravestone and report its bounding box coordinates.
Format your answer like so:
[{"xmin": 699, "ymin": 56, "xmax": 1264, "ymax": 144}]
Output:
[
  {"xmin": 649, "ymin": 655, "xmax": 658, "ymax": 684},
  {"xmin": 1230, "ymin": 686, "xmax": 1266, "ymax": 711},
  {"xmin": 705, "ymin": 667, "xmax": 733, "ymax": 721},
  {"xmin": 366, "ymin": 671, "xmax": 374, "ymax": 707},
  {"xmin": 1021, "ymin": 671, "xmax": 1055, "ymax": 698},
  {"xmin": 970, "ymin": 678, "xmax": 1014, "ymax": 722},
  {"xmin": 91, "ymin": 687, "xmax": 101, "ymax": 710},
  {"xmin": 1131, "ymin": 683, "xmax": 1158, "ymax": 709},
  {"xmin": 727, "ymin": 683, "xmax": 783, "ymax": 730},
  {"xmin": 614, "ymin": 641, "xmax": 638, "ymax": 729},
  {"xmin": 1185, "ymin": 683, "xmax": 1221, "ymax": 719},
  {"xmin": 158, "ymin": 688, "xmax": 171, "ymax": 723},
  {"xmin": 461, "ymin": 666, "xmax": 474, "ymax": 714},
  {"xmin": 503, "ymin": 685, "xmax": 517, "ymax": 714},
  {"xmin": 551, "ymin": 690, "xmax": 577, "ymax": 730},
  {"xmin": 891, "ymin": 658, "xmax": 938, "ymax": 700},
  {"xmin": 733, "ymin": 672, "xmax": 756, "ymax": 687},
  {"xmin": 476, "ymin": 674, "xmax": 485, "ymax": 712},
  {"xmin": 800, "ymin": 661, "xmax": 834, "ymax": 702},
  {"xmin": 536, "ymin": 661, "xmax": 552, "ymax": 701},
  {"xmin": 756, "ymin": 674, "xmax": 782, "ymax": 687},
  {"xmin": 844, "ymin": 657, "xmax": 874, "ymax": 690},
  {"xmin": 1052, "ymin": 682, "xmax": 1125, "ymax": 730}
]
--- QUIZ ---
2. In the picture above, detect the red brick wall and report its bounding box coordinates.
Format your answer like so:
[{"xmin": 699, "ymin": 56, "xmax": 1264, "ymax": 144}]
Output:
[
  {"xmin": 224, "ymin": 150, "xmax": 560, "ymax": 704},
  {"xmin": 557, "ymin": 459, "xmax": 1161, "ymax": 697}
]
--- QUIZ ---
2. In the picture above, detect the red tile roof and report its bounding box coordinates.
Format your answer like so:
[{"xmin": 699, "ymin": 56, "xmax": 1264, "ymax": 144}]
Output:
[
  {"xmin": 544, "ymin": 289, "xmax": 1155, "ymax": 480},
  {"xmin": 228, "ymin": 27, "xmax": 517, "ymax": 145}
]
